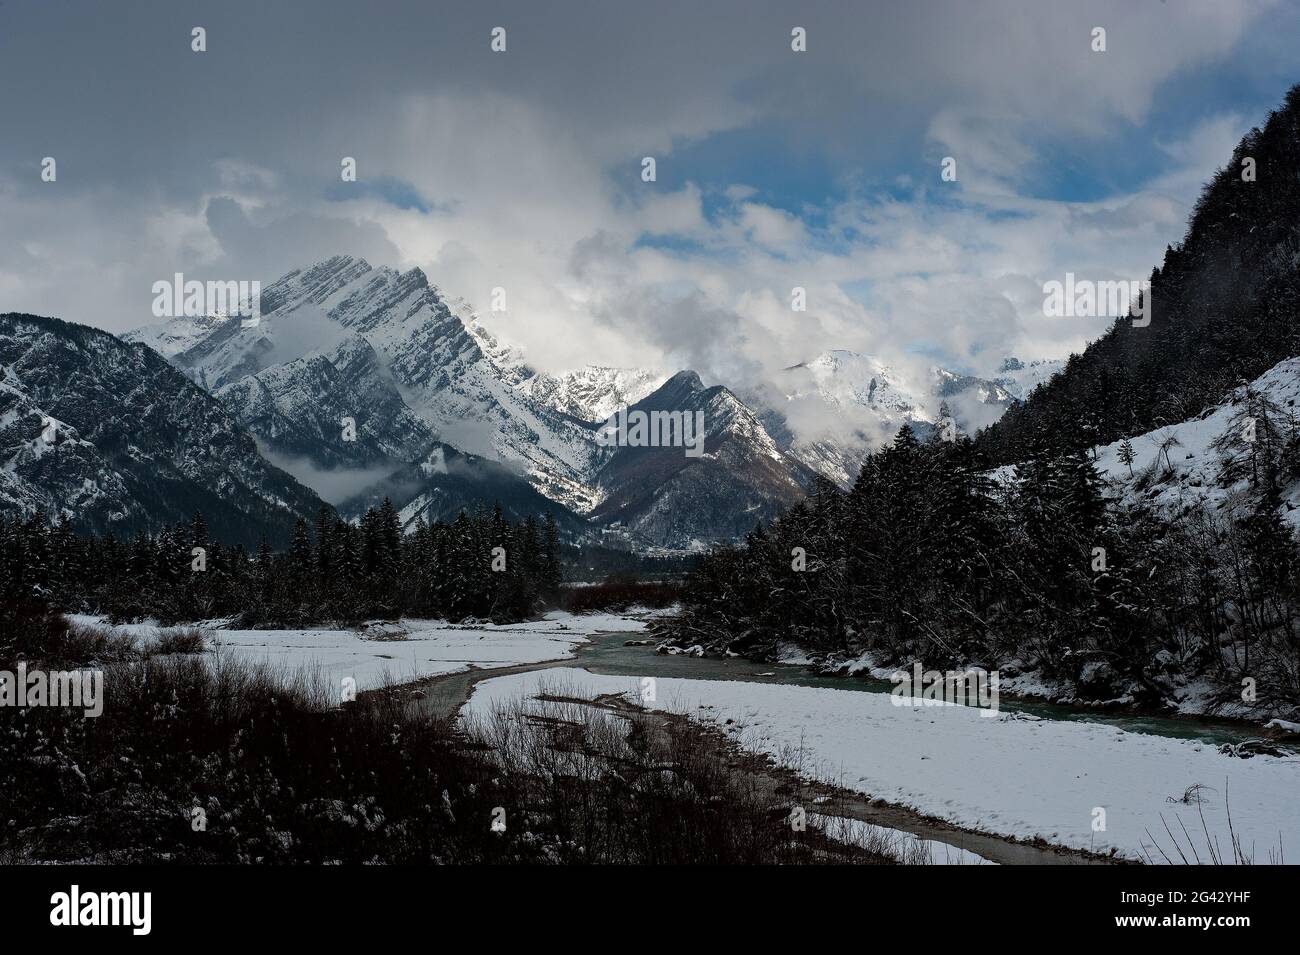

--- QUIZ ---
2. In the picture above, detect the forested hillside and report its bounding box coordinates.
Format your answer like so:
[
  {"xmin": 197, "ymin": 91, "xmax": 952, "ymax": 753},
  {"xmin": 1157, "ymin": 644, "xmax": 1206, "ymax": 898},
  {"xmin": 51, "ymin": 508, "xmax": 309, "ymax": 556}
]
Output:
[
  {"xmin": 672, "ymin": 426, "xmax": 1300, "ymax": 714},
  {"xmin": 979, "ymin": 84, "xmax": 1300, "ymax": 463}
]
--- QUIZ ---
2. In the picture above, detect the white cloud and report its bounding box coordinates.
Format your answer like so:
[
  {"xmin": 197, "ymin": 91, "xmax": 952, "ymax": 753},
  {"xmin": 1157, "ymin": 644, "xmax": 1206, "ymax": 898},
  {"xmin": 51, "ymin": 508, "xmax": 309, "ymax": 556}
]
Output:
[{"xmin": 0, "ymin": 0, "xmax": 1286, "ymax": 451}]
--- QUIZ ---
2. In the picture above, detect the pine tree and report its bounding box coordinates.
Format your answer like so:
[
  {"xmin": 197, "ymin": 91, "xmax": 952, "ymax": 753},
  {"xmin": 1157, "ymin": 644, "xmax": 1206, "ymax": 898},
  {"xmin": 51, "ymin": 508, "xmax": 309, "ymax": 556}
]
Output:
[
  {"xmin": 1117, "ymin": 439, "xmax": 1136, "ymax": 478},
  {"xmin": 314, "ymin": 505, "xmax": 334, "ymax": 583},
  {"xmin": 540, "ymin": 513, "xmax": 563, "ymax": 600},
  {"xmin": 335, "ymin": 522, "xmax": 364, "ymax": 621}
]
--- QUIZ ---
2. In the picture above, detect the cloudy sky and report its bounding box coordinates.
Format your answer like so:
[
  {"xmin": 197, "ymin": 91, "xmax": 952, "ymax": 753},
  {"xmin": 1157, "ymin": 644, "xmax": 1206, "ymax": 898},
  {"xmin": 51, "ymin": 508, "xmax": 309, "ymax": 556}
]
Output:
[{"xmin": 2, "ymin": 0, "xmax": 1298, "ymax": 394}]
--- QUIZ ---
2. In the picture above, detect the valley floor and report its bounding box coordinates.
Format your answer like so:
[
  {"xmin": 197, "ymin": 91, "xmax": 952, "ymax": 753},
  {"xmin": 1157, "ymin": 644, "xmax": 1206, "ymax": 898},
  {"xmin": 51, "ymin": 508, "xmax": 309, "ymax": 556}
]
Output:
[
  {"xmin": 465, "ymin": 665, "xmax": 1300, "ymax": 863},
  {"xmin": 68, "ymin": 610, "xmax": 645, "ymax": 691},
  {"xmin": 81, "ymin": 609, "xmax": 1300, "ymax": 864}
]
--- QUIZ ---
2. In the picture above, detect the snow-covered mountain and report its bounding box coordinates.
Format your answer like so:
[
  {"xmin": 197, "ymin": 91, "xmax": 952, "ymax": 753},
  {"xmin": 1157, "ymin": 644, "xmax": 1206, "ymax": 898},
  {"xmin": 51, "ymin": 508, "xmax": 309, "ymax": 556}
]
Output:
[
  {"xmin": 590, "ymin": 371, "xmax": 817, "ymax": 548},
  {"xmin": 0, "ymin": 313, "xmax": 324, "ymax": 546},
  {"xmin": 125, "ymin": 257, "xmax": 1055, "ymax": 547},
  {"xmin": 521, "ymin": 366, "xmax": 667, "ymax": 424},
  {"xmin": 213, "ymin": 333, "xmax": 436, "ymax": 470},
  {"xmin": 125, "ymin": 258, "xmax": 810, "ymax": 546},
  {"xmin": 125, "ymin": 312, "xmax": 229, "ymax": 358},
  {"xmin": 993, "ymin": 356, "xmax": 1066, "ymax": 401},
  {"xmin": 149, "ymin": 257, "xmax": 604, "ymax": 513},
  {"xmin": 793, "ymin": 351, "xmax": 922, "ymax": 417},
  {"xmin": 747, "ymin": 350, "xmax": 1043, "ymax": 486}
]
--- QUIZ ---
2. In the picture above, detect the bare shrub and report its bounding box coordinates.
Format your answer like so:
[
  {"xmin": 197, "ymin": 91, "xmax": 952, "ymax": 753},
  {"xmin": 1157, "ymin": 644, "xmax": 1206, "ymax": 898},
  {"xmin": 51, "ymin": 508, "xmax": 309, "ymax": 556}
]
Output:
[
  {"xmin": 462, "ymin": 676, "xmax": 909, "ymax": 864},
  {"xmin": 147, "ymin": 626, "xmax": 206, "ymax": 656},
  {"xmin": 0, "ymin": 604, "xmax": 138, "ymax": 668},
  {"xmin": 2, "ymin": 654, "xmax": 923, "ymax": 864},
  {"xmin": 1144, "ymin": 781, "xmax": 1285, "ymax": 864}
]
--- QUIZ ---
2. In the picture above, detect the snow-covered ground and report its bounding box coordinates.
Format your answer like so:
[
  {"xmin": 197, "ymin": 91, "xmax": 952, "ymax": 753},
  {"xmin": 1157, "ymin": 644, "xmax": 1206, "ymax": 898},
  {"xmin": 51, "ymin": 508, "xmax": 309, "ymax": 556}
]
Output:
[
  {"xmin": 1093, "ymin": 357, "xmax": 1300, "ymax": 529},
  {"xmin": 991, "ymin": 355, "xmax": 1300, "ymax": 534},
  {"xmin": 465, "ymin": 668, "xmax": 1300, "ymax": 863},
  {"xmin": 810, "ymin": 813, "xmax": 994, "ymax": 865},
  {"xmin": 71, "ymin": 611, "xmax": 648, "ymax": 692}
]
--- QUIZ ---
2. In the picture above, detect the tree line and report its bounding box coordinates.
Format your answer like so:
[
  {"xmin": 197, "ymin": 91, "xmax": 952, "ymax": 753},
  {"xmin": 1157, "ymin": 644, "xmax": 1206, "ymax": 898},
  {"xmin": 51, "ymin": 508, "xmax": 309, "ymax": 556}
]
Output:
[
  {"xmin": 0, "ymin": 499, "xmax": 564, "ymax": 627},
  {"xmin": 673, "ymin": 424, "xmax": 1300, "ymax": 712}
]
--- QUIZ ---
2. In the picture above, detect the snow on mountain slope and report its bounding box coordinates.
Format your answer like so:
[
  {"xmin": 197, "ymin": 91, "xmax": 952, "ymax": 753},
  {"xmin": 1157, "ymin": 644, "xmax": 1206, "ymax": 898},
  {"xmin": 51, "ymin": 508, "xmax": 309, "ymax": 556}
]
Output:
[
  {"xmin": 994, "ymin": 357, "xmax": 1066, "ymax": 401},
  {"xmin": 0, "ymin": 360, "xmax": 127, "ymax": 523},
  {"xmin": 359, "ymin": 284, "xmax": 604, "ymax": 510},
  {"xmin": 591, "ymin": 371, "xmax": 816, "ymax": 548},
  {"xmin": 794, "ymin": 350, "xmax": 1024, "ymax": 432},
  {"xmin": 752, "ymin": 350, "xmax": 1034, "ymax": 486},
  {"xmin": 460, "ymin": 309, "xmax": 668, "ymax": 428},
  {"xmin": 798, "ymin": 350, "xmax": 922, "ymax": 417},
  {"xmin": 933, "ymin": 368, "xmax": 1015, "ymax": 405},
  {"xmin": 0, "ymin": 313, "xmax": 325, "ymax": 546},
  {"xmin": 149, "ymin": 257, "xmax": 605, "ymax": 513},
  {"xmin": 521, "ymin": 365, "xmax": 668, "ymax": 423},
  {"xmin": 455, "ymin": 298, "xmax": 536, "ymax": 389},
  {"xmin": 123, "ymin": 313, "xmax": 230, "ymax": 358},
  {"xmin": 213, "ymin": 333, "xmax": 436, "ymax": 470},
  {"xmin": 1094, "ymin": 356, "xmax": 1300, "ymax": 530}
]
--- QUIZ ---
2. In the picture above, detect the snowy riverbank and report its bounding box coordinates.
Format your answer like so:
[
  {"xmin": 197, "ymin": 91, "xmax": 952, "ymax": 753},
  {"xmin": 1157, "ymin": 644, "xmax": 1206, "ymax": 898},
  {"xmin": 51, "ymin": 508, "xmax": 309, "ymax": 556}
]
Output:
[
  {"xmin": 69, "ymin": 611, "xmax": 649, "ymax": 692},
  {"xmin": 465, "ymin": 666, "xmax": 1300, "ymax": 862}
]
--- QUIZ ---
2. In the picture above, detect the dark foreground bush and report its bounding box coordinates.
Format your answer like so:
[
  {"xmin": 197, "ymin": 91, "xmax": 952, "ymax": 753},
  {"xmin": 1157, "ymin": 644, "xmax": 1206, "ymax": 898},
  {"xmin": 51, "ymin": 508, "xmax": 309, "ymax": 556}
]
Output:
[
  {"xmin": 0, "ymin": 606, "xmax": 207, "ymax": 673},
  {"xmin": 0, "ymin": 602, "xmax": 138, "ymax": 670},
  {"xmin": 1, "ymin": 652, "xmax": 903, "ymax": 864}
]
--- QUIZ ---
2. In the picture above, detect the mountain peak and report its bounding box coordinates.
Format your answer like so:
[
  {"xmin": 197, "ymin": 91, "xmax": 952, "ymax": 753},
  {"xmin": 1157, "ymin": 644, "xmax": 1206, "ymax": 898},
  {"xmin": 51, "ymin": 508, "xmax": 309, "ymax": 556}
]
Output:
[
  {"xmin": 630, "ymin": 370, "xmax": 705, "ymax": 410},
  {"xmin": 399, "ymin": 264, "xmax": 431, "ymax": 289},
  {"xmin": 665, "ymin": 369, "xmax": 704, "ymax": 391}
]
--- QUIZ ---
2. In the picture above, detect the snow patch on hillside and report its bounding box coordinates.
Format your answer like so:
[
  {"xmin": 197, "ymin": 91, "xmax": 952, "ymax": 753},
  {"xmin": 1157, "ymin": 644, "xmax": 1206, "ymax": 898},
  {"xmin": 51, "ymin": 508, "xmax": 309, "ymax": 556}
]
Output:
[{"xmin": 1094, "ymin": 356, "xmax": 1300, "ymax": 531}]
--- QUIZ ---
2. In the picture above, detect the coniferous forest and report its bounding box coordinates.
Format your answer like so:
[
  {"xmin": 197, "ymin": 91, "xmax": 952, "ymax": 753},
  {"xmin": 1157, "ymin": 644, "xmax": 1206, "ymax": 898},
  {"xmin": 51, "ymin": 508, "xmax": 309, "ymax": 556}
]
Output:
[
  {"xmin": 0, "ymin": 499, "xmax": 564, "ymax": 628},
  {"xmin": 978, "ymin": 86, "xmax": 1300, "ymax": 465},
  {"xmin": 673, "ymin": 424, "xmax": 1300, "ymax": 713}
]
